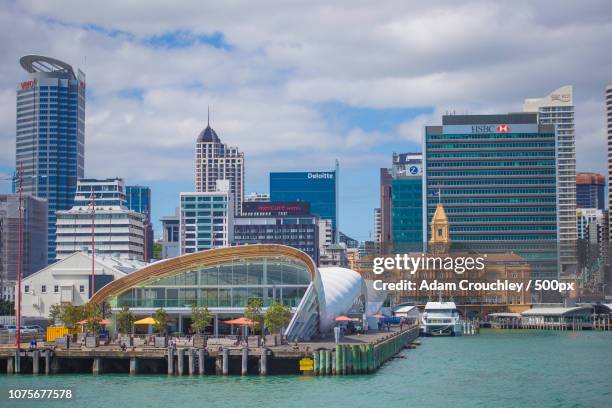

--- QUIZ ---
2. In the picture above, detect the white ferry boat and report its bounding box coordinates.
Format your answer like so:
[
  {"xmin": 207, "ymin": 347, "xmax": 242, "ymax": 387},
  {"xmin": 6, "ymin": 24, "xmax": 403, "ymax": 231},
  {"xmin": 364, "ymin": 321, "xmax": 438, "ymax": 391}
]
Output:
[{"xmin": 420, "ymin": 301, "xmax": 462, "ymax": 336}]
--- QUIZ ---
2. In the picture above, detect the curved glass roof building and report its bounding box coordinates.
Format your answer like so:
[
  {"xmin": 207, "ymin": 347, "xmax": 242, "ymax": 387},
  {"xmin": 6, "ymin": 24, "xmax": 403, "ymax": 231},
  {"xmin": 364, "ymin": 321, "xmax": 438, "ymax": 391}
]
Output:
[{"xmin": 92, "ymin": 244, "xmax": 374, "ymax": 340}]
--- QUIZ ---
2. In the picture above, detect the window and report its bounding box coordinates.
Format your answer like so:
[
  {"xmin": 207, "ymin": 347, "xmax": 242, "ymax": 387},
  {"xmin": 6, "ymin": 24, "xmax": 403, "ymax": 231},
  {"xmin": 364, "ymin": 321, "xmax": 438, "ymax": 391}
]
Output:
[
  {"xmin": 25, "ymin": 285, "xmax": 30, "ymax": 293},
  {"xmin": 54, "ymin": 285, "xmax": 59, "ymax": 293},
  {"xmin": 79, "ymin": 285, "xmax": 85, "ymax": 293},
  {"xmin": 41, "ymin": 285, "xmax": 47, "ymax": 293}
]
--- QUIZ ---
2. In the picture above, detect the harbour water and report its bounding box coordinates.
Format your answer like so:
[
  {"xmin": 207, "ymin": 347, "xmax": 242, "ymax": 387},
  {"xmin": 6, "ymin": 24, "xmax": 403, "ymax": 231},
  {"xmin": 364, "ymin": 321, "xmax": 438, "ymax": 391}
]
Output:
[{"xmin": 2, "ymin": 330, "xmax": 611, "ymax": 408}]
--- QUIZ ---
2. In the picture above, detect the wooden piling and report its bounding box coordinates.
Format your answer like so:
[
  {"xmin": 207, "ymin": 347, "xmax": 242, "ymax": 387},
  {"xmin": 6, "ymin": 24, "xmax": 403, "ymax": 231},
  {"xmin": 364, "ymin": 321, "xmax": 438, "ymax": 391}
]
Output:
[
  {"xmin": 32, "ymin": 350, "xmax": 40, "ymax": 375},
  {"xmin": 130, "ymin": 357, "xmax": 138, "ymax": 375},
  {"xmin": 167, "ymin": 347, "xmax": 174, "ymax": 375},
  {"xmin": 222, "ymin": 348, "xmax": 229, "ymax": 375},
  {"xmin": 188, "ymin": 349, "xmax": 195, "ymax": 375},
  {"xmin": 241, "ymin": 347, "xmax": 248, "ymax": 376},
  {"xmin": 198, "ymin": 349, "xmax": 206, "ymax": 375},
  {"xmin": 259, "ymin": 348, "xmax": 268, "ymax": 376}
]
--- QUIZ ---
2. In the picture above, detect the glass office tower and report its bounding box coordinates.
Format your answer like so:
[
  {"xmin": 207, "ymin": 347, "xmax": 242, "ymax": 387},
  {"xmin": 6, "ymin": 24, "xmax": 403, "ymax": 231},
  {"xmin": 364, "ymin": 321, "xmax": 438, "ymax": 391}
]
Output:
[
  {"xmin": 424, "ymin": 113, "xmax": 559, "ymax": 279},
  {"xmin": 270, "ymin": 161, "xmax": 339, "ymax": 242},
  {"xmin": 391, "ymin": 153, "xmax": 423, "ymax": 251},
  {"xmin": 16, "ymin": 55, "xmax": 85, "ymax": 263}
]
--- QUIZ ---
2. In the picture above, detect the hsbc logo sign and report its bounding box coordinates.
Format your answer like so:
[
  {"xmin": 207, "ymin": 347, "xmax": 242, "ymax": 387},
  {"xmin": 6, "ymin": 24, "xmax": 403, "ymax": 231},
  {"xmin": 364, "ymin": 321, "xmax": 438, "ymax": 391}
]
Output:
[{"xmin": 471, "ymin": 124, "xmax": 511, "ymax": 134}]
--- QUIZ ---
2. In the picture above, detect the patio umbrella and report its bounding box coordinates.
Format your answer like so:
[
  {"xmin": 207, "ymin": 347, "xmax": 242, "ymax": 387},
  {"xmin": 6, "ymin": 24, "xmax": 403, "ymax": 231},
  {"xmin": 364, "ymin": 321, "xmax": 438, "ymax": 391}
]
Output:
[
  {"xmin": 78, "ymin": 319, "xmax": 110, "ymax": 325},
  {"xmin": 224, "ymin": 317, "xmax": 253, "ymax": 325},
  {"xmin": 335, "ymin": 316, "xmax": 353, "ymax": 322},
  {"xmin": 134, "ymin": 317, "xmax": 157, "ymax": 325},
  {"xmin": 371, "ymin": 314, "xmax": 386, "ymax": 319}
]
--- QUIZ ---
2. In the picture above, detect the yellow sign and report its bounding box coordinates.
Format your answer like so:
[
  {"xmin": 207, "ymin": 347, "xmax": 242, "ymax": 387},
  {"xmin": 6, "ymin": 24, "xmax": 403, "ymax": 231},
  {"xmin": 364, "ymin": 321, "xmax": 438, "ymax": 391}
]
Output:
[{"xmin": 299, "ymin": 358, "xmax": 314, "ymax": 371}]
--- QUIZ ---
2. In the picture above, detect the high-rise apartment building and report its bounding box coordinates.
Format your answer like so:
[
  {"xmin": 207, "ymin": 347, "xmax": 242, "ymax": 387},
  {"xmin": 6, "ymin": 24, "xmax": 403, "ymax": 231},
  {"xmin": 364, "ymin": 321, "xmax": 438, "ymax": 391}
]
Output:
[
  {"xmin": 424, "ymin": 113, "xmax": 559, "ymax": 279},
  {"xmin": 16, "ymin": 55, "xmax": 85, "ymax": 263},
  {"xmin": 524, "ymin": 86, "xmax": 577, "ymax": 275},
  {"xmin": 180, "ymin": 180, "xmax": 234, "ymax": 255},
  {"xmin": 373, "ymin": 207, "xmax": 381, "ymax": 245},
  {"xmin": 576, "ymin": 173, "xmax": 605, "ymax": 210},
  {"xmin": 607, "ymin": 85, "xmax": 612, "ymax": 244},
  {"xmin": 195, "ymin": 117, "xmax": 244, "ymax": 216},
  {"xmin": 0, "ymin": 194, "xmax": 47, "ymax": 301},
  {"xmin": 55, "ymin": 178, "xmax": 145, "ymax": 260}
]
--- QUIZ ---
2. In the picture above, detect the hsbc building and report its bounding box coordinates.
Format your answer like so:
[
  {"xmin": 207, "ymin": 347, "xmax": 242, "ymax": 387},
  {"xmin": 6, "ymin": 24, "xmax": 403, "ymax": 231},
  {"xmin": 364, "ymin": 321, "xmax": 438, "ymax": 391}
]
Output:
[{"xmin": 424, "ymin": 113, "xmax": 560, "ymax": 284}]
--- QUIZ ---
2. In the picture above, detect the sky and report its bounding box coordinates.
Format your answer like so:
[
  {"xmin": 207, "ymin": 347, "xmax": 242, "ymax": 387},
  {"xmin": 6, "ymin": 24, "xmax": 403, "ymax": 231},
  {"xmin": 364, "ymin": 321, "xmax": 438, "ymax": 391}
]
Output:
[{"xmin": 0, "ymin": 0, "xmax": 611, "ymax": 241}]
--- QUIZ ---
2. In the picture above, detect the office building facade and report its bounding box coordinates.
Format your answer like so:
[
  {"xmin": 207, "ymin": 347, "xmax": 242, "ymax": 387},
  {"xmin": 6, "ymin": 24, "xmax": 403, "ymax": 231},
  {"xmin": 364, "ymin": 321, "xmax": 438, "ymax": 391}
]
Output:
[
  {"xmin": 424, "ymin": 113, "xmax": 558, "ymax": 279},
  {"xmin": 55, "ymin": 178, "xmax": 145, "ymax": 260},
  {"xmin": 180, "ymin": 182, "xmax": 234, "ymax": 255},
  {"xmin": 160, "ymin": 211, "xmax": 180, "ymax": 259},
  {"xmin": 234, "ymin": 201, "xmax": 319, "ymax": 262},
  {"xmin": 195, "ymin": 119, "xmax": 244, "ymax": 216},
  {"xmin": 16, "ymin": 55, "xmax": 85, "ymax": 263},
  {"xmin": 126, "ymin": 185, "xmax": 153, "ymax": 261},
  {"xmin": 524, "ymin": 86, "xmax": 577, "ymax": 274},
  {"xmin": 374, "ymin": 207, "xmax": 381, "ymax": 245},
  {"xmin": 576, "ymin": 173, "xmax": 605, "ymax": 210},
  {"xmin": 270, "ymin": 161, "xmax": 339, "ymax": 242},
  {"xmin": 0, "ymin": 194, "xmax": 47, "ymax": 301},
  {"xmin": 379, "ymin": 168, "xmax": 393, "ymax": 248},
  {"xmin": 607, "ymin": 85, "xmax": 612, "ymax": 245},
  {"xmin": 391, "ymin": 153, "xmax": 423, "ymax": 250}
]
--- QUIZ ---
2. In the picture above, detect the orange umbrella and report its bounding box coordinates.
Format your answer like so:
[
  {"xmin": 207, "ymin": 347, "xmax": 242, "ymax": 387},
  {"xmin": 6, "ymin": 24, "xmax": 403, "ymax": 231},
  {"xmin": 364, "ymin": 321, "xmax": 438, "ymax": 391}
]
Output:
[
  {"xmin": 78, "ymin": 319, "xmax": 110, "ymax": 325},
  {"xmin": 335, "ymin": 316, "xmax": 353, "ymax": 322},
  {"xmin": 224, "ymin": 317, "xmax": 254, "ymax": 325}
]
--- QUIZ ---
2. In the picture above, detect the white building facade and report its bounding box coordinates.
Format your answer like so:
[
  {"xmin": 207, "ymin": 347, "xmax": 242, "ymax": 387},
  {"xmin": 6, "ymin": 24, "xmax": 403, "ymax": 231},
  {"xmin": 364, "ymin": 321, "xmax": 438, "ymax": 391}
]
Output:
[
  {"xmin": 18, "ymin": 252, "xmax": 144, "ymax": 318},
  {"xmin": 180, "ymin": 181, "xmax": 234, "ymax": 255},
  {"xmin": 524, "ymin": 86, "xmax": 577, "ymax": 275},
  {"xmin": 56, "ymin": 178, "xmax": 145, "ymax": 261}
]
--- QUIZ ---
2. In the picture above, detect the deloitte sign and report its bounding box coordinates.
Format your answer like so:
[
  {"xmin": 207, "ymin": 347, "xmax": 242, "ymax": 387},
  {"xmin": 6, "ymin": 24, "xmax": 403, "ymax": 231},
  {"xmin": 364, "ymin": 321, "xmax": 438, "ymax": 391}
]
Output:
[{"xmin": 308, "ymin": 172, "xmax": 334, "ymax": 180}]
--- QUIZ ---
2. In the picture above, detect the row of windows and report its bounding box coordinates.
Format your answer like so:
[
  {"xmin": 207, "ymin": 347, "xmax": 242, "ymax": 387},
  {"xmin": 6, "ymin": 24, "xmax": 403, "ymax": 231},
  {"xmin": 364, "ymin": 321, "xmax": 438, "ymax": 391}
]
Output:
[
  {"xmin": 427, "ymin": 151, "xmax": 555, "ymax": 159},
  {"xmin": 428, "ymin": 178, "xmax": 556, "ymax": 186},
  {"xmin": 427, "ymin": 197, "xmax": 556, "ymax": 204},
  {"xmin": 427, "ymin": 188, "xmax": 556, "ymax": 196},
  {"xmin": 25, "ymin": 284, "xmax": 85, "ymax": 294},
  {"xmin": 427, "ymin": 133, "xmax": 554, "ymax": 141},
  {"xmin": 428, "ymin": 160, "xmax": 555, "ymax": 168},
  {"xmin": 427, "ymin": 169, "xmax": 555, "ymax": 177},
  {"xmin": 451, "ymin": 225, "xmax": 557, "ymax": 232},
  {"xmin": 427, "ymin": 142, "xmax": 555, "ymax": 150}
]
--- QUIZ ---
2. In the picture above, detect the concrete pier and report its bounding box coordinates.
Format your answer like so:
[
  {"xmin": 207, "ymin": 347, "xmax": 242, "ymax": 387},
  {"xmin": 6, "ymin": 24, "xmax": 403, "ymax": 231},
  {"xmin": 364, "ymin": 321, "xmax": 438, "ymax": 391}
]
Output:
[
  {"xmin": 32, "ymin": 350, "xmax": 40, "ymax": 375},
  {"xmin": 92, "ymin": 357, "xmax": 101, "ymax": 375},
  {"xmin": 45, "ymin": 350, "xmax": 51, "ymax": 375},
  {"xmin": 7, "ymin": 356, "xmax": 14, "ymax": 374},
  {"xmin": 167, "ymin": 347, "xmax": 174, "ymax": 375},
  {"xmin": 198, "ymin": 349, "xmax": 206, "ymax": 375},
  {"xmin": 241, "ymin": 347, "xmax": 248, "ymax": 376},
  {"xmin": 15, "ymin": 350, "xmax": 20, "ymax": 374},
  {"xmin": 222, "ymin": 348, "xmax": 229, "ymax": 375},
  {"xmin": 130, "ymin": 357, "xmax": 138, "ymax": 375},
  {"xmin": 259, "ymin": 348, "xmax": 267, "ymax": 376},
  {"xmin": 177, "ymin": 348, "xmax": 185, "ymax": 375},
  {"xmin": 188, "ymin": 349, "xmax": 195, "ymax": 375}
]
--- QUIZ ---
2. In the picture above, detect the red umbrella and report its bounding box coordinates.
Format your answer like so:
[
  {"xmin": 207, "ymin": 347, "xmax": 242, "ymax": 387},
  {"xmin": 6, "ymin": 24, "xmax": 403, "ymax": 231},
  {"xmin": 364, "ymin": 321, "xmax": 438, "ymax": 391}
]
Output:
[
  {"xmin": 224, "ymin": 317, "xmax": 254, "ymax": 325},
  {"xmin": 335, "ymin": 315, "xmax": 353, "ymax": 322}
]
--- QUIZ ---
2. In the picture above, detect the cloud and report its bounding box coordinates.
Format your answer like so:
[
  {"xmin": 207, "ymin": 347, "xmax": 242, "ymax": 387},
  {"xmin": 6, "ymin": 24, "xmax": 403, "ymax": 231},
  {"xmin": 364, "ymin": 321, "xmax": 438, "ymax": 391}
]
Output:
[{"xmin": 0, "ymin": 1, "xmax": 611, "ymax": 238}]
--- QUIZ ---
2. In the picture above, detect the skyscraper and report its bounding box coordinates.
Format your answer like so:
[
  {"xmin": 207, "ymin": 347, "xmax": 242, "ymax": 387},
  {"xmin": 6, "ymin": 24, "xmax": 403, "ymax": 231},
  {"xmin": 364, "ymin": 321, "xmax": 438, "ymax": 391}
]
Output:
[
  {"xmin": 607, "ymin": 85, "xmax": 612, "ymax": 244},
  {"xmin": 126, "ymin": 185, "xmax": 153, "ymax": 261},
  {"xmin": 390, "ymin": 153, "xmax": 423, "ymax": 251},
  {"xmin": 195, "ymin": 115, "xmax": 244, "ymax": 216},
  {"xmin": 0, "ymin": 194, "xmax": 47, "ymax": 301},
  {"xmin": 424, "ymin": 113, "xmax": 559, "ymax": 279},
  {"xmin": 270, "ymin": 161, "xmax": 339, "ymax": 242},
  {"xmin": 55, "ymin": 178, "xmax": 145, "ymax": 260},
  {"xmin": 16, "ymin": 55, "xmax": 85, "ymax": 263},
  {"xmin": 180, "ymin": 180, "xmax": 234, "ymax": 255},
  {"xmin": 576, "ymin": 172, "xmax": 605, "ymax": 210},
  {"xmin": 524, "ymin": 86, "xmax": 577, "ymax": 275}
]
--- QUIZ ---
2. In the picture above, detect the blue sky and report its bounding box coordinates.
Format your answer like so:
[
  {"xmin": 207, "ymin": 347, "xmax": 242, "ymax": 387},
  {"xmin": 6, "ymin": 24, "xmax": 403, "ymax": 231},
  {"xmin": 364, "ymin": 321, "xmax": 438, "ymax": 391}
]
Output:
[{"xmin": 0, "ymin": 1, "xmax": 610, "ymax": 241}]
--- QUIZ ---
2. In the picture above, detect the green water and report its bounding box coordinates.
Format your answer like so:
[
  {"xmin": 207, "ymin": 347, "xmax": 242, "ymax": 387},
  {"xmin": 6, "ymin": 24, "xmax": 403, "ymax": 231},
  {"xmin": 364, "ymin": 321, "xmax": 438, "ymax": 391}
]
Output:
[{"xmin": 2, "ymin": 330, "xmax": 611, "ymax": 408}]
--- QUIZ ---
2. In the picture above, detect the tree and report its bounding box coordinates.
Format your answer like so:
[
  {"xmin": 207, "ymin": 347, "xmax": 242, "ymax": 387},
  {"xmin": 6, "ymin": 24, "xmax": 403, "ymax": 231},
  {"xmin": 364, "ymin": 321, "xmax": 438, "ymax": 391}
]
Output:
[
  {"xmin": 83, "ymin": 302, "xmax": 105, "ymax": 334},
  {"xmin": 116, "ymin": 305, "xmax": 135, "ymax": 334},
  {"xmin": 153, "ymin": 308, "xmax": 168, "ymax": 334},
  {"xmin": 49, "ymin": 303, "xmax": 62, "ymax": 325},
  {"xmin": 191, "ymin": 304, "xmax": 212, "ymax": 334},
  {"xmin": 244, "ymin": 298, "xmax": 264, "ymax": 334},
  {"xmin": 153, "ymin": 242, "xmax": 162, "ymax": 259},
  {"xmin": 264, "ymin": 302, "xmax": 292, "ymax": 338},
  {"xmin": 60, "ymin": 304, "xmax": 85, "ymax": 329}
]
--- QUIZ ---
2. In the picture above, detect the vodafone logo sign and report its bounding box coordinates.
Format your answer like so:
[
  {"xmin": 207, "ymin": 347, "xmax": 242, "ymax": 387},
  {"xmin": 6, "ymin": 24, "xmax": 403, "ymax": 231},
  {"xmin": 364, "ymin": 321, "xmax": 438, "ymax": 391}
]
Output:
[{"xmin": 496, "ymin": 124, "xmax": 511, "ymax": 133}]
